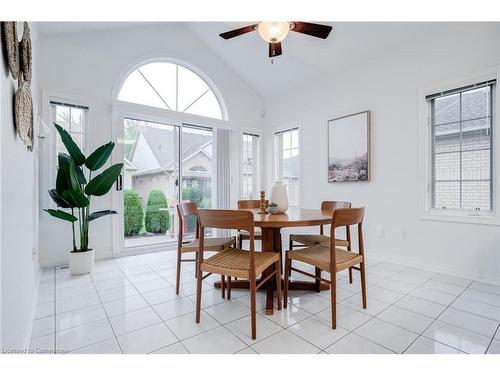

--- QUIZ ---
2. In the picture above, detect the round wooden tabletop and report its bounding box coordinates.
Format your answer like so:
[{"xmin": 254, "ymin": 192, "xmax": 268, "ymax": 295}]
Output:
[{"xmin": 248, "ymin": 208, "xmax": 333, "ymax": 228}]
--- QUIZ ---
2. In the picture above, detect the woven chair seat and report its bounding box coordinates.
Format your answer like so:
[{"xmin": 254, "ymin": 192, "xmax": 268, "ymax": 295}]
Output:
[
  {"xmin": 290, "ymin": 234, "xmax": 349, "ymax": 247},
  {"xmin": 181, "ymin": 237, "xmax": 235, "ymax": 253},
  {"xmin": 287, "ymin": 245, "xmax": 363, "ymax": 272},
  {"xmin": 200, "ymin": 248, "xmax": 279, "ymax": 278}
]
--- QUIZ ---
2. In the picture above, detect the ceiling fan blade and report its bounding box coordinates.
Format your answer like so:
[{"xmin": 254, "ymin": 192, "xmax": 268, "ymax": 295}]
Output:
[
  {"xmin": 269, "ymin": 42, "xmax": 282, "ymax": 58},
  {"xmin": 219, "ymin": 24, "xmax": 258, "ymax": 39},
  {"xmin": 291, "ymin": 22, "xmax": 332, "ymax": 39}
]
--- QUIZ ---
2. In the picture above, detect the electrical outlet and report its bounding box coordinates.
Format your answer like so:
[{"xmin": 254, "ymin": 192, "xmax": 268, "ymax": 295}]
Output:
[
  {"xmin": 401, "ymin": 230, "xmax": 408, "ymax": 240},
  {"xmin": 375, "ymin": 226, "xmax": 384, "ymax": 238}
]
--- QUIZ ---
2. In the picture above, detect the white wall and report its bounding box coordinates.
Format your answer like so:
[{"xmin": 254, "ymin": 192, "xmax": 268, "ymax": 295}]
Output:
[
  {"xmin": 0, "ymin": 23, "xmax": 40, "ymax": 349},
  {"xmin": 38, "ymin": 23, "xmax": 265, "ymax": 266},
  {"xmin": 263, "ymin": 23, "xmax": 500, "ymax": 283}
]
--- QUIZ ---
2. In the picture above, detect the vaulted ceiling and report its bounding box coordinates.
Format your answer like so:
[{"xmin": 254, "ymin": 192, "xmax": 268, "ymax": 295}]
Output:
[{"xmin": 38, "ymin": 21, "xmax": 444, "ymax": 97}]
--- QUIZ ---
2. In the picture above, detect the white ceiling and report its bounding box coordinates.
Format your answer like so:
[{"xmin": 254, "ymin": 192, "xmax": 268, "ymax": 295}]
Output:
[
  {"xmin": 186, "ymin": 22, "xmax": 444, "ymax": 97},
  {"xmin": 37, "ymin": 22, "xmax": 444, "ymax": 97}
]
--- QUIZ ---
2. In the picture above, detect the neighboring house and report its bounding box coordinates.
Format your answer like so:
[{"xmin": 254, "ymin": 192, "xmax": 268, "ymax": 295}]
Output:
[{"xmin": 125, "ymin": 126, "xmax": 212, "ymax": 206}]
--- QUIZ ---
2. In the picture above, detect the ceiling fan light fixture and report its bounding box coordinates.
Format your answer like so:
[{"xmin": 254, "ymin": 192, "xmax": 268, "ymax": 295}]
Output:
[{"xmin": 257, "ymin": 21, "xmax": 290, "ymax": 43}]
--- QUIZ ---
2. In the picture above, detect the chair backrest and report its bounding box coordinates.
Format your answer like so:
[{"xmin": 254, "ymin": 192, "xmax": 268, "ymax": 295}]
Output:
[
  {"xmin": 237, "ymin": 199, "xmax": 268, "ymax": 209},
  {"xmin": 329, "ymin": 207, "xmax": 365, "ymax": 268},
  {"xmin": 332, "ymin": 207, "xmax": 364, "ymax": 227},
  {"xmin": 321, "ymin": 200, "xmax": 351, "ymax": 211},
  {"xmin": 198, "ymin": 209, "xmax": 254, "ymax": 233},
  {"xmin": 176, "ymin": 202, "xmax": 199, "ymax": 241}
]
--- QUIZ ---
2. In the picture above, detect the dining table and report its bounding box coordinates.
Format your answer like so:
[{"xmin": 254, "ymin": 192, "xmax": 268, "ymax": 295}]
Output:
[{"xmin": 214, "ymin": 207, "xmax": 334, "ymax": 315}]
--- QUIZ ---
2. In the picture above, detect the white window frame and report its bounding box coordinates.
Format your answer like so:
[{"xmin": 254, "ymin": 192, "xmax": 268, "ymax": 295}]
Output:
[
  {"xmin": 273, "ymin": 122, "xmax": 302, "ymax": 207},
  {"xmin": 240, "ymin": 127, "xmax": 263, "ymax": 200},
  {"xmin": 41, "ymin": 91, "xmax": 92, "ymax": 210},
  {"xmin": 418, "ymin": 67, "xmax": 500, "ymax": 225}
]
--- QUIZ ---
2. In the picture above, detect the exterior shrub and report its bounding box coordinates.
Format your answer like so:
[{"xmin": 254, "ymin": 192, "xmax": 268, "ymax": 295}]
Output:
[
  {"xmin": 124, "ymin": 189, "xmax": 143, "ymax": 236},
  {"xmin": 182, "ymin": 185, "xmax": 211, "ymax": 233},
  {"xmin": 145, "ymin": 190, "xmax": 170, "ymax": 233}
]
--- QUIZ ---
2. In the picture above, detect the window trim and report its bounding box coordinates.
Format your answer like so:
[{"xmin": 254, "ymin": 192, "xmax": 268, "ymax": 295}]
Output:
[
  {"xmin": 113, "ymin": 56, "xmax": 229, "ymax": 121},
  {"xmin": 272, "ymin": 122, "xmax": 302, "ymax": 207},
  {"xmin": 41, "ymin": 90, "xmax": 92, "ymax": 210},
  {"xmin": 418, "ymin": 67, "xmax": 500, "ymax": 225},
  {"xmin": 240, "ymin": 127, "xmax": 263, "ymax": 200}
]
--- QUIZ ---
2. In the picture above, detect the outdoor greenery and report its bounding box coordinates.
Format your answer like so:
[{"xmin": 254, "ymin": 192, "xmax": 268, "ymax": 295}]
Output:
[
  {"xmin": 145, "ymin": 190, "xmax": 170, "ymax": 233},
  {"xmin": 45, "ymin": 123, "xmax": 123, "ymax": 252},
  {"xmin": 124, "ymin": 189, "xmax": 144, "ymax": 236},
  {"xmin": 182, "ymin": 185, "xmax": 210, "ymax": 232}
]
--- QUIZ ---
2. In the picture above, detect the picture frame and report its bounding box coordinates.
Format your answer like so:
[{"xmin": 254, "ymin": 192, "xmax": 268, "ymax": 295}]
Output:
[{"xmin": 328, "ymin": 110, "xmax": 371, "ymax": 182}]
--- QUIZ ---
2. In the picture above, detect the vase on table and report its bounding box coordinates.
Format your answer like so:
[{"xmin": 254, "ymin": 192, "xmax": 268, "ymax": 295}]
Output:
[{"xmin": 270, "ymin": 181, "xmax": 289, "ymax": 213}]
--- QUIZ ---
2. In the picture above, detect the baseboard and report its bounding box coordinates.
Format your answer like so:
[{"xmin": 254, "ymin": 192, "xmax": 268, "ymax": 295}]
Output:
[
  {"xmin": 368, "ymin": 249, "xmax": 500, "ymax": 286},
  {"xmin": 24, "ymin": 264, "xmax": 42, "ymax": 349}
]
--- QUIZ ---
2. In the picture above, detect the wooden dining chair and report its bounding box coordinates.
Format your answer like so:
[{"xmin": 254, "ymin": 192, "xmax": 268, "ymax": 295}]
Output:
[
  {"xmin": 176, "ymin": 203, "xmax": 236, "ymax": 295},
  {"xmin": 237, "ymin": 199, "xmax": 268, "ymax": 248},
  {"xmin": 284, "ymin": 207, "xmax": 366, "ymax": 329},
  {"xmin": 289, "ymin": 201, "xmax": 354, "ymax": 283},
  {"xmin": 195, "ymin": 209, "xmax": 282, "ymax": 340}
]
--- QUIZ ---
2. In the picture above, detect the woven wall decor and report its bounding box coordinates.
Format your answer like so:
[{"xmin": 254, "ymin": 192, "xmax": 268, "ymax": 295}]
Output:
[
  {"xmin": 15, "ymin": 76, "xmax": 33, "ymax": 149},
  {"xmin": 19, "ymin": 22, "xmax": 32, "ymax": 83},
  {"xmin": 1, "ymin": 22, "xmax": 19, "ymax": 80}
]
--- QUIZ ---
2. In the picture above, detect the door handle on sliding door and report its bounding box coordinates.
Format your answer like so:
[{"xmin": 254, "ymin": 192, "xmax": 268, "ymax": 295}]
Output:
[{"xmin": 116, "ymin": 175, "xmax": 123, "ymax": 191}]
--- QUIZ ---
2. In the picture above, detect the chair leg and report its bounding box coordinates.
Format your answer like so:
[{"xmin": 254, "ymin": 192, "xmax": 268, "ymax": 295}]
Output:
[
  {"xmin": 175, "ymin": 249, "xmax": 182, "ymax": 295},
  {"xmin": 221, "ymin": 275, "xmax": 226, "ymax": 299},
  {"xmin": 360, "ymin": 261, "xmax": 367, "ymax": 309},
  {"xmin": 195, "ymin": 264, "xmax": 203, "ymax": 324},
  {"xmin": 250, "ymin": 276, "xmax": 257, "ymax": 340},
  {"xmin": 227, "ymin": 276, "xmax": 231, "ymax": 300},
  {"xmin": 238, "ymin": 235, "xmax": 243, "ymax": 249},
  {"xmin": 284, "ymin": 253, "xmax": 290, "ymax": 309},
  {"xmin": 288, "ymin": 237, "xmax": 293, "ymax": 277},
  {"xmin": 330, "ymin": 272, "xmax": 336, "ymax": 329},
  {"xmin": 276, "ymin": 259, "xmax": 282, "ymax": 311},
  {"xmin": 315, "ymin": 267, "xmax": 321, "ymax": 292},
  {"xmin": 348, "ymin": 267, "xmax": 353, "ymax": 284}
]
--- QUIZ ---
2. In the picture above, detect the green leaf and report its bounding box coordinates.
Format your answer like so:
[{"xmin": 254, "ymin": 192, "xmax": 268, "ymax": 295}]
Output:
[
  {"xmin": 62, "ymin": 190, "xmax": 89, "ymax": 208},
  {"xmin": 54, "ymin": 123, "xmax": 86, "ymax": 166},
  {"xmin": 85, "ymin": 142, "xmax": 115, "ymax": 171},
  {"xmin": 48, "ymin": 189, "xmax": 71, "ymax": 208},
  {"xmin": 44, "ymin": 209, "xmax": 78, "ymax": 222},
  {"xmin": 85, "ymin": 163, "xmax": 123, "ymax": 196},
  {"xmin": 74, "ymin": 165, "xmax": 87, "ymax": 185},
  {"xmin": 88, "ymin": 210, "xmax": 117, "ymax": 221}
]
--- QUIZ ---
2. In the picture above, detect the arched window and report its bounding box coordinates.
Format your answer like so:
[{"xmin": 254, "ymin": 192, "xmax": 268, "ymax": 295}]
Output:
[{"xmin": 118, "ymin": 62, "xmax": 224, "ymax": 120}]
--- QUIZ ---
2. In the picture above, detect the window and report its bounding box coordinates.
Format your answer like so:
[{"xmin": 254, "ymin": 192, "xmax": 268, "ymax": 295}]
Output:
[
  {"xmin": 241, "ymin": 132, "xmax": 261, "ymax": 199},
  {"xmin": 50, "ymin": 101, "xmax": 88, "ymax": 156},
  {"xmin": 275, "ymin": 127, "xmax": 300, "ymax": 206},
  {"xmin": 428, "ymin": 80, "xmax": 495, "ymax": 213},
  {"xmin": 118, "ymin": 62, "xmax": 223, "ymax": 120}
]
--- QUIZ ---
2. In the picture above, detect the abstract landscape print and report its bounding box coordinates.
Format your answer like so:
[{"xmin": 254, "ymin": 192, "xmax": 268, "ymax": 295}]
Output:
[{"xmin": 328, "ymin": 111, "xmax": 370, "ymax": 182}]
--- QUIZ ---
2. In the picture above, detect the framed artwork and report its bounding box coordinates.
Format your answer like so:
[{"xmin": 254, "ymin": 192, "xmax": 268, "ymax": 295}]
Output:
[{"xmin": 328, "ymin": 111, "xmax": 370, "ymax": 182}]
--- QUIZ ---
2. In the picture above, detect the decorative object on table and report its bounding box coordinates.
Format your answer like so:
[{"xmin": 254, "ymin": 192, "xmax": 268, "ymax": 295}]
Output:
[
  {"xmin": 257, "ymin": 190, "xmax": 268, "ymax": 214},
  {"xmin": 270, "ymin": 181, "xmax": 289, "ymax": 213},
  {"xmin": 328, "ymin": 110, "xmax": 370, "ymax": 182},
  {"xmin": 19, "ymin": 22, "xmax": 32, "ymax": 83},
  {"xmin": 14, "ymin": 75, "xmax": 33, "ymax": 149},
  {"xmin": 268, "ymin": 202, "xmax": 280, "ymax": 215},
  {"xmin": 1, "ymin": 22, "xmax": 19, "ymax": 80},
  {"xmin": 44, "ymin": 123, "xmax": 123, "ymax": 274}
]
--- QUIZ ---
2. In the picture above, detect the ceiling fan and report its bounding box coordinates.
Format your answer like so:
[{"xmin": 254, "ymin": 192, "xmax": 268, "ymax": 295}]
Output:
[{"xmin": 219, "ymin": 22, "xmax": 333, "ymax": 59}]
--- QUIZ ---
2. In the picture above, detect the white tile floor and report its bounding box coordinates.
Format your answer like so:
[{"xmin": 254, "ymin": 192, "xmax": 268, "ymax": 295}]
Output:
[{"xmin": 30, "ymin": 251, "xmax": 500, "ymax": 354}]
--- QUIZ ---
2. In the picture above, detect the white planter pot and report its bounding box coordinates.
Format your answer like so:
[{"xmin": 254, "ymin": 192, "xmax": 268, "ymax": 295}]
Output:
[
  {"xmin": 69, "ymin": 249, "xmax": 94, "ymax": 275},
  {"xmin": 270, "ymin": 181, "xmax": 289, "ymax": 213}
]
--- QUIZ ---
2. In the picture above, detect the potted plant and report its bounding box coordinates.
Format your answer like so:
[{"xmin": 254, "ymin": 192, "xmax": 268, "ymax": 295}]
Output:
[{"xmin": 44, "ymin": 123, "xmax": 123, "ymax": 275}]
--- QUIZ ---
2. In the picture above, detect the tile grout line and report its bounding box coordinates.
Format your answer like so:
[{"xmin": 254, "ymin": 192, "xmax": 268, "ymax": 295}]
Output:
[
  {"xmin": 111, "ymin": 257, "xmax": 192, "ymax": 354},
  {"xmin": 88, "ymin": 263, "xmax": 124, "ymax": 354},
  {"xmin": 401, "ymin": 278, "xmax": 475, "ymax": 354},
  {"xmin": 484, "ymin": 322, "xmax": 500, "ymax": 354}
]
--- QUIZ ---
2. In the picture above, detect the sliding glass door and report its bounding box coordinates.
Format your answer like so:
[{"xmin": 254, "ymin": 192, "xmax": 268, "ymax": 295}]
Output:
[{"xmin": 121, "ymin": 117, "xmax": 214, "ymax": 251}]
